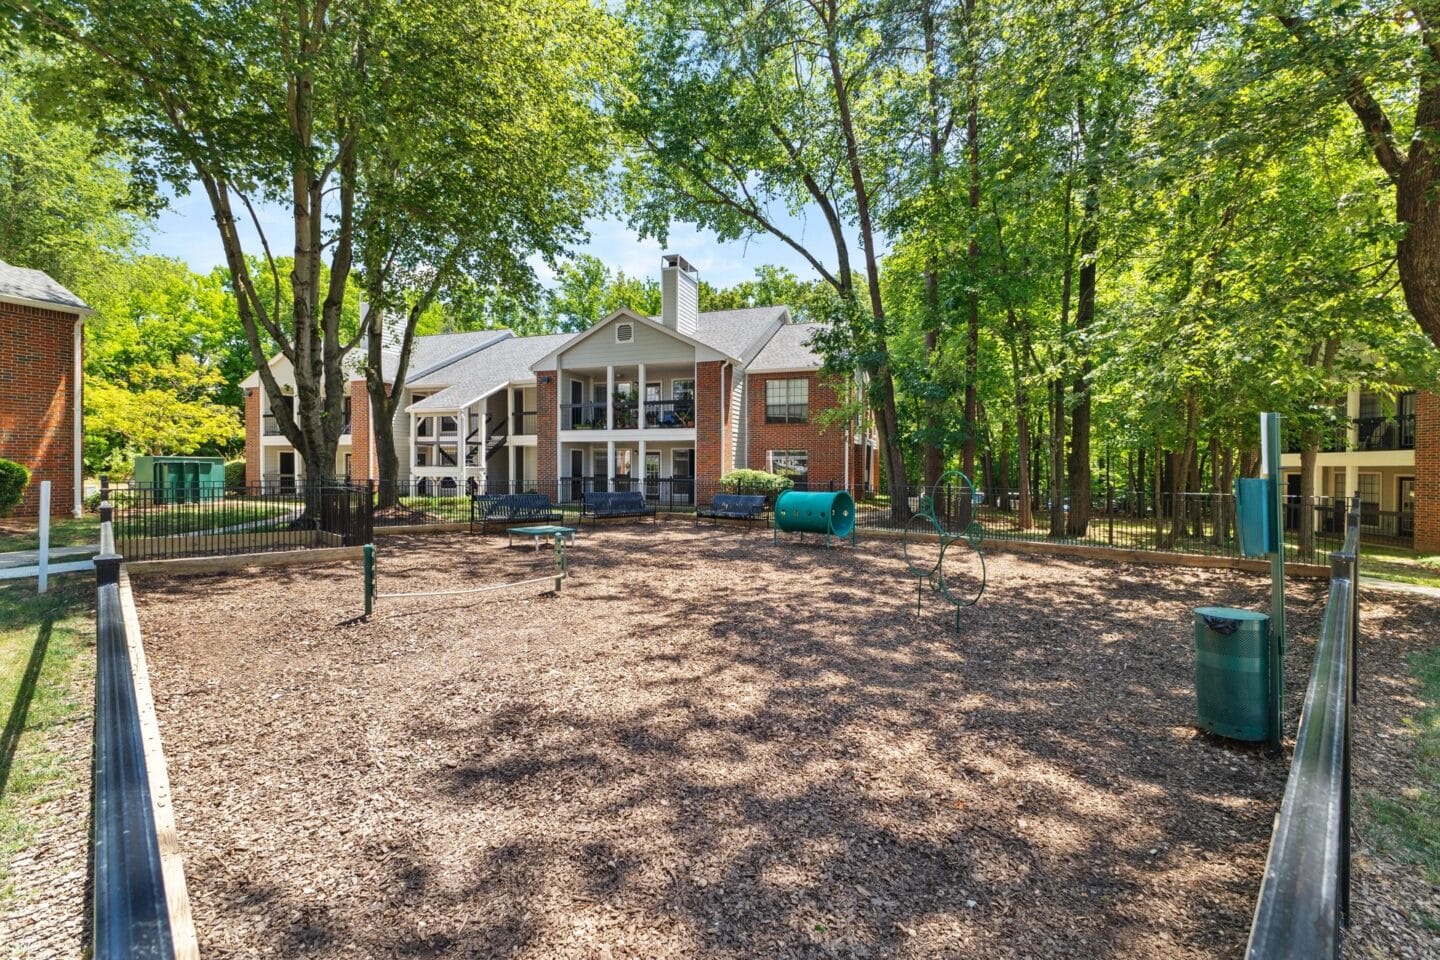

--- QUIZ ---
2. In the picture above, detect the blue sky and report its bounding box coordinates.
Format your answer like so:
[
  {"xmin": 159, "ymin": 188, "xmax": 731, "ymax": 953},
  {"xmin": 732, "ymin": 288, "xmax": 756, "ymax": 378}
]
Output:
[{"xmin": 143, "ymin": 188, "xmax": 846, "ymax": 291}]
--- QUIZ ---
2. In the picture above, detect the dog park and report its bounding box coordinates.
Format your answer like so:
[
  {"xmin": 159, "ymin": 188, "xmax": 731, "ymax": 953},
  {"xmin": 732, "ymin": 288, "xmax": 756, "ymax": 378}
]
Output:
[{"xmin": 101, "ymin": 511, "xmax": 1426, "ymax": 959}]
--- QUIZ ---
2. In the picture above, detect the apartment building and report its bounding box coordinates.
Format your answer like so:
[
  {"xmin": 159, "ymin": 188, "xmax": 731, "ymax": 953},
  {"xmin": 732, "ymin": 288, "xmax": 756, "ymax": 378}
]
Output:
[
  {"xmin": 241, "ymin": 255, "xmax": 878, "ymax": 502},
  {"xmin": 1279, "ymin": 385, "xmax": 1440, "ymax": 551}
]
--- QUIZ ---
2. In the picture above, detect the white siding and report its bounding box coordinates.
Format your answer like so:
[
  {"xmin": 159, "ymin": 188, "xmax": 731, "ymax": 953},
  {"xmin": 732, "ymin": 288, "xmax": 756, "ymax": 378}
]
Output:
[{"xmin": 560, "ymin": 319, "xmax": 694, "ymax": 367}]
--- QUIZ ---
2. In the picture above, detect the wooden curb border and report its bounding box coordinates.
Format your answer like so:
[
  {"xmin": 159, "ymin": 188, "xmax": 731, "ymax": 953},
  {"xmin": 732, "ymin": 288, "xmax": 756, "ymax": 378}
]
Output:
[
  {"xmin": 126, "ymin": 544, "xmax": 363, "ymax": 577},
  {"xmin": 859, "ymin": 525, "xmax": 1332, "ymax": 579},
  {"xmin": 117, "ymin": 566, "xmax": 200, "ymax": 960}
]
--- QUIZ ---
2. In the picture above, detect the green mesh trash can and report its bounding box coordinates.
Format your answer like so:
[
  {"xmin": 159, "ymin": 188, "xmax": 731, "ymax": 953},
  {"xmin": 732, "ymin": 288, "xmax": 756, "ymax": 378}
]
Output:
[{"xmin": 1194, "ymin": 607, "xmax": 1273, "ymax": 742}]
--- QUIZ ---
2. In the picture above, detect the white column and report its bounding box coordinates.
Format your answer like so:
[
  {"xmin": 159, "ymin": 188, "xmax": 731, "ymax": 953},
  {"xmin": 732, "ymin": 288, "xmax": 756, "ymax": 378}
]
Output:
[
  {"xmin": 507, "ymin": 385, "xmax": 516, "ymax": 434},
  {"xmin": 478, "ymin": 404, "xmax": 488, "ymax": 490},
  {"xmin": 510, "ymin": 440, "xmax": 518, "ymax": 492},
  {"xmin": 639, "ymin": 438, "xmax": 648, "ymax": 495},
  {"xmin": 457, "ymin": 404, "xmax": 468, "ymax": 491},
  {"xmin": 606, "ymin": 439, "xmax": 616, "ymax": 492},
  {"xmin": 1346, "ymin": 385, "xmax": 1361, "ymax": 451},
  {"xmin": 408, "ymin": 413, "xmax": 417, "ymax": 491},
  {"xmin": 638, "ymin": 362, "xmax": 647, "ymax": 430},
  {"xmin": 554, "ymin": 363, "xmax": 563, "ymax": 501},
  {"xmin": 606, "ymin": 365, "xmax": 615, "ymax": 430},
  {"xmin": 1344, "ymin": 463, "xmax": 1359, "ymax": 501}
]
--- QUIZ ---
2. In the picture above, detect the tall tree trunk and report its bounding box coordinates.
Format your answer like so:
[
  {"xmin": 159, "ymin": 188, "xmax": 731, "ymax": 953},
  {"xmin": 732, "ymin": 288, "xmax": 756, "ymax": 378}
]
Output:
[
  {"xmin": 961, "ymin": 0, "xmax": 980, "ymax": 481},
  {"xmin": 921, "ymin": 2, "xmax": 945, "ymax": 491},
  {"xmin": 1167, "ymin": 394, "xmax": 1200, "ymax": 548},
  {"xmin": 1065, "ymin": 94, "xmax": 1100, "ymax": 538},
  {"xmin": 1048, "ymin": 379, "xmax": 1066, "ymax": 536},
  {"xmin": 823, "ymin": 7, "xmax": 909, "ymax": 522}
]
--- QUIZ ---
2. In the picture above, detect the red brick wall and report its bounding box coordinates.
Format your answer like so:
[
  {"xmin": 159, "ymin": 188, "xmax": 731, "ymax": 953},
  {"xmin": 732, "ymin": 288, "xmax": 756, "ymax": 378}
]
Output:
[
  {"xmin": 696, "ymin": 361, "xmax": 725, "ymax": 484},
  {"xmin": 536, "ymin": 371, "xmax": 557, "ymax": 493},
  {"xmin": 746, "ymin": 371, "xmax": 848, "ymax": 489},
  {"xmin": 720, "ymin": 363, "xmax": 734, "ymax": 474},
  {"xmin": 349, "ymin": 378, "xmax": 371, "ymax": 481},
  {"xmin": 0, "ymin": 302, "xmax": 81, "ymax": 517},
  {"xmin": 1417, "ymin": 390, "xmax": 1440, "ymax": 552},
  {"xmin": 244, "ymin": 388, "xmax": 262, "ymax": 487}
]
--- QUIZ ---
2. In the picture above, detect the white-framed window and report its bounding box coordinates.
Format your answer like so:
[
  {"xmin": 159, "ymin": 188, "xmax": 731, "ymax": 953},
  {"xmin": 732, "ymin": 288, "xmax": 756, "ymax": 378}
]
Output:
[
  {"xmin": 768, "ymin": 450, "xmax": 809, "ymax": 487},
  {"xmin": 672, "ymin": 378, "xmax": 695, "ymax": 401},
  {"xmin": 344, "ymin": 453, "xmax": 352, "ymax": 479},
  {"xmin": 765, "ymin": 378, "xmax": 809, "ymax": 423}
]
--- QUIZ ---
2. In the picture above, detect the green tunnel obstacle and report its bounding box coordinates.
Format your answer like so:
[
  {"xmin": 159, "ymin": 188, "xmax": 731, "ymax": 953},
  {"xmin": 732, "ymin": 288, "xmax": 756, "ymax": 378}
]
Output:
[{"xmin": 772, "ymin": 489, "xmax": 857, "ymax": 548}]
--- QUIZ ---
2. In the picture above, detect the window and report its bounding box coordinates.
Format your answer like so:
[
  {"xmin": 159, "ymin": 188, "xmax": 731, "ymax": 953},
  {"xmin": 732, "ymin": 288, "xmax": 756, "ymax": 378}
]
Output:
[
  {"xmin": 616, "ymin": 322, "xmax": 634, "ymax": 343},
  {"xmin": 765, "ymin": 378, "xmax": 809, "ymax": 423},
  {"xmin": 416, "ymin": 447, "xmax": 429, "ymax": 467},
  {"xmin": 768, "ymin": 450, "xmax": 809, "ymax": 487},
  {"xmin": 672, "ymin": 379, "xmax": 695, "ymax": 401},
  {"xmin": 1357, "ymin": 472, "xmax": 1380, "ymax": 525},
  {"xmin": 344, "ymin": 453, "xmax": 352, "ymax": 479}
]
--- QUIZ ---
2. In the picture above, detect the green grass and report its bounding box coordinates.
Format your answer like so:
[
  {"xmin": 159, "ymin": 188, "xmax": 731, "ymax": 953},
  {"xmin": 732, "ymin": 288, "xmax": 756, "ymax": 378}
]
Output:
[
  {"xmin": 113, "ymin": 500, "xmax": 296, "ymax": 538},
  {"xmin": 1355, "ymin": 545, "xmax": 1440, "ymax": 590},
  {"xmin": 0, "ymin": 515, "xmax": 100, "ymax": 554},
  {"xmin": 1365, "ymin": 645, "xmax": 1440, "ymax": 900},
  {"xmin": 0, "ymin": 580, "xmax": 93, "ymax": 903}
]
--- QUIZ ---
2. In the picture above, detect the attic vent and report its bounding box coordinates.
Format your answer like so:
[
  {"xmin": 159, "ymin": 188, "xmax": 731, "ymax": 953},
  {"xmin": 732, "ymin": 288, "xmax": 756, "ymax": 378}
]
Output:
[{"xmin": 616, "ymin": 322, "xmax": 634, "ymax": 343}]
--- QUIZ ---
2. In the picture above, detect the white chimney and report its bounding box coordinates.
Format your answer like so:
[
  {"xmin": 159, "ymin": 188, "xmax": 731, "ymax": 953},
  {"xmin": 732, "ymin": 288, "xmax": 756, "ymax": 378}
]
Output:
[
  {"xmin": 361, "ymin": 300, "xmax": 405, "ymax": 350},
  {"xmin": 660, "ymin": 254, "xmax": 699, "ymax": 337}
]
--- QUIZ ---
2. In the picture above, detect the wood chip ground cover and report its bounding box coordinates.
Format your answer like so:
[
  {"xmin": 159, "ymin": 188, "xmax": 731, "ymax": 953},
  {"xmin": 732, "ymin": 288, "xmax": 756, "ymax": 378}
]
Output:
[{"xmin": 130, "ymin": 525, "xmax": 1436, "ymax": 959}]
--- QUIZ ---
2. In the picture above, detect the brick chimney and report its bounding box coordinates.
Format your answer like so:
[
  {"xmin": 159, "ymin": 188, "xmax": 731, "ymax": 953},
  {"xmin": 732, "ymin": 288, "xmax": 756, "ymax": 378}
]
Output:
[{"xmin": 660, "ymin": 254, "xmax": 699, "ymax": 338}]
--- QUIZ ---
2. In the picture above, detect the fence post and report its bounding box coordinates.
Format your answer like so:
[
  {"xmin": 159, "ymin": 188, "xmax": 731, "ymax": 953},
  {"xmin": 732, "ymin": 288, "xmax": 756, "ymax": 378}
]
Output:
[
  {"xmin": 363, "ymin": 543, "xmax": 374, "ymax": 616},
  {"xmin": 37, "ymin": 480, "xmax": 50, "ymax": 594}
]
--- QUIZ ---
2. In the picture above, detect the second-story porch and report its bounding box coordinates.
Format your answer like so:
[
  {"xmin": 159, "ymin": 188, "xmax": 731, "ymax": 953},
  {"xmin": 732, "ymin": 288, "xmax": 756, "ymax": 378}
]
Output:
[{"xmin": 557, "ymin": 363, "xmax": 698, "ymax": 436}]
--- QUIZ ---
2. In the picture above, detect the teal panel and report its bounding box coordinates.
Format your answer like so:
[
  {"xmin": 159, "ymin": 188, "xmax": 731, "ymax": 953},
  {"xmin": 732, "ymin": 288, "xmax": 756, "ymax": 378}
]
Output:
[{"xmin": 1235, "ymin": 477, "xmax": 1274, "ymax": 558}]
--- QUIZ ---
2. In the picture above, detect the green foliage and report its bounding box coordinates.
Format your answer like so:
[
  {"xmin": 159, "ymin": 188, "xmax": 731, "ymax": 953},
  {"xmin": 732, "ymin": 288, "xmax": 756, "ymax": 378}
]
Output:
[
  {"xmin": 224, "ymin": 460, "xmax": 246, "ymax": 490},
  {"xmin": 0, "ymin": 460, "xmax": 30, "ymax": 517},
  {"xmin": 0, "ymin": 61, "xmax": 144, "ymax": 288},
  {"xmin": 719, "ymin": 469, "xmax": 794, "ymax": 498},
  {"xmin": 1365, "ymin": 645, "xmax": 1440, "ymax": 890}
]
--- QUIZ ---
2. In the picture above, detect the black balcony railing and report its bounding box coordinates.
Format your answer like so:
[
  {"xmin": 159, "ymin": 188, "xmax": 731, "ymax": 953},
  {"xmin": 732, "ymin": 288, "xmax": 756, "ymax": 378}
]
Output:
[
  {"xmin": 262, "ymin": 414, "xmax": 284, "ymax": 436},
  {"xmin": 563, "ymin": 401, "xmax": 608, "ymax": 430},
  {"xmin": 513, "ymin": 411, "xmax": 538, "ymax": 435},
  {"xmin": 645, "ymin": 399, "xmax": 695, "ymax": 428},
  {"xmin": 1246, "ymin": 497, "xmax": 1361, "ymax": 959},
  {"xmin": 1355, "ymin": 414, "xmax": 1415, "ymax": 450}
]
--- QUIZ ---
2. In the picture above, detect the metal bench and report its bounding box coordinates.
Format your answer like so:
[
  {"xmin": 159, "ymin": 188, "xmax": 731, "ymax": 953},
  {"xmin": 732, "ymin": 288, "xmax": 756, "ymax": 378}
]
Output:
[
  {"xmin": 696, "ymin": 493, "xmax": 768, "ymax": 528},
  {"xmin": 581, "ymin": 490, "xmax": 657, "ymax": 524},
  {"xmin": 470, "ymin": 493, "xmax": 564, "ymax": 533}
]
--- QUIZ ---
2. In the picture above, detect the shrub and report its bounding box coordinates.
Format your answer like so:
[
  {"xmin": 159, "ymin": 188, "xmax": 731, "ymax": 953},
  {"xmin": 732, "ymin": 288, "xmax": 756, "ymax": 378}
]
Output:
[
  {"xmin": 719, "ymin": 468, "xmax": 793, "ymax": 501},
  {"xmin": 0, "ymin": 458, "xmax": 30, "ymax": 516},
  {"xmin": 225, "ymin": 459, "xmax": 247, "ymax": 489}
]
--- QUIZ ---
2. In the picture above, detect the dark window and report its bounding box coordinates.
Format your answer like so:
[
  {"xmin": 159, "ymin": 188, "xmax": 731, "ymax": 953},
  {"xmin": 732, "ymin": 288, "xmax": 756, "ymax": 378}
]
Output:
[{"xmin": 765, "ymin": 379, "xmax": 809, "ymax": 423}]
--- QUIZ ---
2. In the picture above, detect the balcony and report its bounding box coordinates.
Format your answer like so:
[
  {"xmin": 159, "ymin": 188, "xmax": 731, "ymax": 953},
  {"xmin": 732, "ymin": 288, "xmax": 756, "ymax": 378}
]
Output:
[
  {"xmin": 512, "ymin": 411, "xmax": 538, "ymax": 435},
  {"xmin": 644, "ymin": 399, "xmax": 695, "ymax": 429},
  {"xmin": 1355, "ymin": 414, "xmax": 1415, "ymax": 451},
  {"xmin": 263, "ymin": 414, "xmax": 350, "ymax": 436}
]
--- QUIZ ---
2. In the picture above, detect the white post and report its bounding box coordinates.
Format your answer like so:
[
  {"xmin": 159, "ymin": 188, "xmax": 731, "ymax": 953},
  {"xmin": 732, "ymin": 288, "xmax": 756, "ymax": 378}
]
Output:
[
  {"xmin": 638, "ymin": 438, "xmax": 648, "ymax": 498},
  {"xmin": 638, "ymin": 362, "xmax": 647, "ymax": 430},
  {"xmin": 606, "ymin": 439, "xmax": 616, "ymax": 493},
  {"xmin": 458, "ymin": 404, "xmax": 470, "ymax": 493},
  {"xmin": 408, "ymin": 413, "xmax": 418, "ymax": 492},
  {"xmin": 478, "ymin": 403, "xmax": 488, "ymax": 491},
  {"xmin": 606, "ymin": 365, "xmax": 615, "ymax": 430},
  {"xmin": 37, "ymin": 480, "xmax": 50, "ymax": 594}
]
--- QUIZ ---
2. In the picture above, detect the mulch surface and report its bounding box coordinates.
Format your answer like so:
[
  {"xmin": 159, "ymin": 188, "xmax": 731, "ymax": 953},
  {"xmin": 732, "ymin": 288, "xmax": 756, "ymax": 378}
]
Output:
[{"xmin": 129, "ymin": 523, "xmax": 1435, "ymax": 959}]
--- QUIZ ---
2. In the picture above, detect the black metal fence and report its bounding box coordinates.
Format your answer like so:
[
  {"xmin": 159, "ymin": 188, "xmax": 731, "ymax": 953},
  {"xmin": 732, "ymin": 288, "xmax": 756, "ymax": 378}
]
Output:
[
  {"xmin": 92, "ymin": 507, "xmax": 176, "ymax": 959},
  {"xmin": 1246, "ymin": 497, "xmax": 1361, "ymax": 959},
  {"xmin": 840, "ymin": 487, "xmax": 1406, "ymax": 567},
  {"xmin": 103, "ymin": 478, "xmax": 373, "ymax": 560}
]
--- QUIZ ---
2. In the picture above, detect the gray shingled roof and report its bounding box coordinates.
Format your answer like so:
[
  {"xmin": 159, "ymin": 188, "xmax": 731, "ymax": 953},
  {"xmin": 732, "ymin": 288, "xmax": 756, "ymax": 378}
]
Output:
[
  {"xmin": 747, "ymin": 322, "xmax": 829, "ymax": 373},
  {"xmin": 375, "ymin": 329, "xmax": 511, "ymax": 380},
  {"xmin": 409, "ymin": 333, "xmax": 574, "ymax": 411},
  {"xmin": 686, "ymin": 307, "xmax": 788, "ymax": 363},
  {"xmin": 0, "ymin": 261, "xmax": 90, "ymax": 312}
]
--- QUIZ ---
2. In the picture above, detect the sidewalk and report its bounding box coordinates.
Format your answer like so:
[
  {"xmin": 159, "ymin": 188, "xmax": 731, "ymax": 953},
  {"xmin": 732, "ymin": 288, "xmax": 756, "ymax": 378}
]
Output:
[
  {"xmin": 0, "ymin": 546, "xmax": 97, "ymax": 570},
  {"xmin": 1360, "ymin": 576, "xmax": 1440, "ymax": 600}
]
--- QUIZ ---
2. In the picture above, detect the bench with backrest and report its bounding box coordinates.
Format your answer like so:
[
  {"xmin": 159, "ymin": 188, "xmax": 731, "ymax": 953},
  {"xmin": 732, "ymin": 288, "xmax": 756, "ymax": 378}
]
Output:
[
  {"xmin": 581, "ymin": 490, "xmax": 657, "ymax": 524},
  {"xmin": 470, "ymin": 493, "xmax": 564, "ymax": 532},
  {"xmin": 696, "ymin": 493, "xmax": 769, "ymax": 528}
]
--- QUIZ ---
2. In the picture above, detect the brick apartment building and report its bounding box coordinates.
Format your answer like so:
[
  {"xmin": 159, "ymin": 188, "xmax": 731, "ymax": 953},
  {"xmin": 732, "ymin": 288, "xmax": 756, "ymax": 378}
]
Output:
[
  {"xmin": 0, "ymin": 262, "xmax": 90, "ymax": 518},
  {"xmin": 242, "ymin": 255, "xmax": 880, "ymax": 500}
]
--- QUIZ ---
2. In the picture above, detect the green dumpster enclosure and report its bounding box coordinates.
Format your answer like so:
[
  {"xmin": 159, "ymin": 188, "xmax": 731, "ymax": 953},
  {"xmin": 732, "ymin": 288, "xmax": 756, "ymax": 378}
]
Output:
[
  {"xmin": 1193, "ymin": 606, "xmax": 1274, "ymax": 742},
  {"xmin": 132, "ymin": 455, "xmax": 226, "ymax": 504}
]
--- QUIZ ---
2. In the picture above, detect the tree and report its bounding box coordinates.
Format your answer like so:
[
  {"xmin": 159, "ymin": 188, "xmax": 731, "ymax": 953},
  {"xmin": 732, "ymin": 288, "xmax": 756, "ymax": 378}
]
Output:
[
  {"xmin": 0, "ymin": 58, "xmax": 142, "ymax": 287},
  {"xmin": 618, "ymin": 0, "xmax": 919, "ymax": 520},
  {"xmin": 1267, "ymin": 3, "xmax": 1440, "ymax": 353},
  {"xmin": 353, "ymin": 0, "xmax": 619, "ymax": 504}
]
